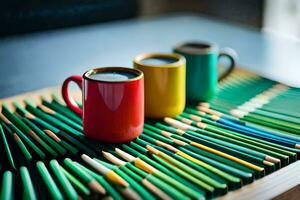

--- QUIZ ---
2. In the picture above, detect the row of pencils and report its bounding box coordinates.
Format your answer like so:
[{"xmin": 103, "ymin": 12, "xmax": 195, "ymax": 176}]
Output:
[{"xmin": 1, "ymin": 70, "xmax": 300, "ymax": 200}]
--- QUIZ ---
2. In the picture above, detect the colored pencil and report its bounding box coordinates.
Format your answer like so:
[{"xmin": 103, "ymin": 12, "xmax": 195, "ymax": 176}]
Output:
[
  {"xmin": 142, "ymin": 127, "xmax": 246, "ymax": 187},
  {"xmin": 103, "ymin": 151, "xmax": 197, "ymax": 200},
  {"xmin": 133, "ymin": 137, "xmax": 231, "ymax": 194},
  {"xmin": 94, "ymin": 157, "xmax": 152, "ymax": 200},
  {"xmin": 175, "ymin": 115, "xmax": 281, "ymax": 165},
  {"xmin": 14, "ymin": 104, "xmax": 96, "ymax": 157},
  {"xmin": 24, "ymin": 100, "xmax": 83, "ymax": 137},
  {"xmin": 114, "ymin": 148, "xmax": 202, "ymax": 199},
  {"xmin": 2, "ymin": 103, "xmax": 58, "ymax": 157},
  {"xmin": 0, "ymin": 124, "xmax": 15, "ymax": 170},
  {"xmin": 81, "ymin": 154, "xmax": 128, "ymax": 188},
  {"xmin": 1, "ymin": 121, "xmax": 32, "ymax": 162},
  {"xmin": 145, "ymin": 123, "xmax": 255, "ymax": 177},
  {"xmin": 0, "ymin": 112, "xmax": 46, "ymax": 159},
  {"xmin": 102, "ymin": 151, "xmax": 173, "ymax": 200},
  {"xmin": 30, "ymin": 100, "xmax": 99, "ymax": 151},
  {"xmin": 49, "ymin": 160, "xmax": 78, "ymax": 200},
  {"xmin": 60, "ymin": 166, "xmax": 91, "ymax": 197},
  {"xmin": 0, "ymin": 171, "xmax": 13, "ymax": 200},
  {"xmin": 22, "ymin": 117, "xmax": 66, "ymax": 155},
  {"xmin": 196, "ymin": 106, "xmax": 300, "ymax": 148},
  {"xmin": 44, "ymin": 130, "xmax": 78, "ymax": 155},
  {"xmin": 36, "ymin": 161, "xmax": 64, "ymax": 199},
  {"xmin": 63, "ymin": 158, "xmax": 106, "ymax": 195},
  {"xmin": 208, "ymin": 80, "xmax": 300, "ymax": 134},
  {"xmin": 41, "ymin": 96, "xmax": 82, "ymax": 125},
  {"xmin": 20, "ymin": 166, "xmax": 37, "ymax": 200},
  {"xmin": 37, "ymin": 104, "xmax": 83, "ymax": 132},
  {"xmin": 141, "ymin": 129, "xmax": 241, "ymax": 187},
  {"xmin": 122, "ymin": 143, "xmax": 207, "ymax": 196},
  {"xmin": 163, "ymin": 117, "xmax": 265, "ymax": 173},
  {"xmin": 184, "ymin": 108, "xmax": 299, "ymax": 159},
  {"xmin": 102, "ymin": 151, "xmax": 172, "ymax": 200},
  {"xmin": 167, "ymin": 117, "xmax": 278, "ymax": 170},
  {"xmin": 73, "ymin": 162, "xmax": 123, "ymax": 200}
]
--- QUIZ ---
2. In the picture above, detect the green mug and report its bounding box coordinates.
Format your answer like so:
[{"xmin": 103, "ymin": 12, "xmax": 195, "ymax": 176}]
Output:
[{"xmin": 174, "ymin": 42, "xmax": 237, "ymax": 102}]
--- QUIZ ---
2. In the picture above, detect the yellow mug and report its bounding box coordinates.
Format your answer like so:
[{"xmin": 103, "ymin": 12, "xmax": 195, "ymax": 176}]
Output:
[{"xmin": 134, "ymin": 53, "xmax": 186, "ymax": 118}]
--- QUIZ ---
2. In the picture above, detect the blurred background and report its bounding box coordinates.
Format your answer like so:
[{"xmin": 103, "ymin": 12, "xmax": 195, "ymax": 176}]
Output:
[
  {"xmin": 0, "ymin": 0, "xmax": 300, "ymax": 98},
  {"xmin": 1, "ymin": 0, "xmax": 299, "ymax": 39}
]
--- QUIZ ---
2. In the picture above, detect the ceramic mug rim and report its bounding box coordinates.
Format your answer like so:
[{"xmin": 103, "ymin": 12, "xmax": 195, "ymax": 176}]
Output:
[
  {"xmin": 174, "ymin": 41, "xmax": 219, "ymax": 55},
  {"xmin": 133, "ymin": 53, "xmax": 186, "ymax": 68},
  {"xmin": 83, "ymin": 67, "xmax": 144, "ymax": 83}
]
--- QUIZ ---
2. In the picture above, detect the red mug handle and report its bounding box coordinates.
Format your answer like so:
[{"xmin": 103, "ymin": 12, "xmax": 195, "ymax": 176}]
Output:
[{"xmin": 62, "ymin": 75, "xmax": 83, "ymax": 116}]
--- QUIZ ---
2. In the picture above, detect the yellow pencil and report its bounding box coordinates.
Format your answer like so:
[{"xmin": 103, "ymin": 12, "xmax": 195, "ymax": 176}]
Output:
[{"xmin": 81, "ymin": 154, "xmax": 129, "ymax": 187}]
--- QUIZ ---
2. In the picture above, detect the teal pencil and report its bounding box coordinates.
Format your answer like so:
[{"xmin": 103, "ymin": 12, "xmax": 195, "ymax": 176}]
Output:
[
  {"xmin": 0, "ymin": 171, "xmax": 13, "ymax": 200},
  {"xmin": 22, "ymin": 117, "xmax": 66, "ymax": 156},
  {"xmin": 41, "ymin": 96, "xmax": 82, "ymax": 125},
  {"xmin": 20, "ymin": 166, "xmax": 37, "ymax": 200},
  {"xmin": 2, "ymin": 104, "xmax": 58, "ymax": 157},
  {"xmin": 49, "ymin": 160, "xmax": 78, "ymax": 200},
  {"xmin": 36, "ymin": 161, "xmax": 64, "ymax": 200},
  {"xmin": 0, "ymin": 124, "xmax": 15, "ymax": 170},
  {"xmin": 1, "ymin": 121, "xmax": 32, "ymax": 162},
  {"xmin": 73, "ymin": 162, "xmax": 123, "ymax": 200},
  {"xmin": 0, "ymin": 113, "xmax": 45, "ymax": 159}
]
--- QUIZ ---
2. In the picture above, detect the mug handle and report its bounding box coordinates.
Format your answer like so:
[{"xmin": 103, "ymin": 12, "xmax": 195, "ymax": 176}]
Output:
[
  {"xmin": 62, "ymin": 75, "xmax": 83, "ymax": 116},
  {"xmin": 218, "ymin": 48, "xmax": 237, "ymax": 81}
]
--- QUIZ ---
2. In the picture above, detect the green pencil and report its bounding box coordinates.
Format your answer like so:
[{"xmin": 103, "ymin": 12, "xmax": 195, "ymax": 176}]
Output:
[
  {"xmin": 37, "ymin": 104, "xmax": 83, "ymax": 132},
  {"xmin": 114, "ymin": 147, "xmax": 200, "ymax": 199},
  {"xmin": 41, "ymin": 96, "xmax": 82, "ymax": 125},
  {"xmin": 142, "ymin": 128, "xmax": 242, "ymax": 189},
  {"xmin": 36, "ymin": 161, "xmax": 63, "ymax": 200},
  {"xmin": 0, "ymin": 124, "xmax": 15, "ymax": 170},
  {"xmin": 0, "ymin": 171, "xmax": 13, "ymax": 200},
  {"xmin": 0, "ymin": 112, "xmax": 45, "ymax": 159},
  {"xmin": 81, "ymin": 154, "xmax": 129, "ymax": 188},
  {"xmin": 2, "ymin": 103, "xmax": 58, "ymax": 157},
  {"xmin": 63, "ymin": 158, "xmax": 106, "ymax": 195},
  {"xmin": 175, "ymin": 115, "xmax": 280, "ymax": 166},
  {"xmin": 21, "ymin": 117, "xmax": 66, "ymax": 155},
  {"xmin": 1, "ymin": 122, "xmax": 32, "ymax": 162},
  {"xmin": 49, "ymin": 160, "xmax": 78, "ymax": 200},
  {"xmin": 145, "ymin": 123, "xmax": 254, "ymax": 181},
  {"xmin": 184, "ymin": 108, "xmax": 298, "ymax": 160},
  {"xmin": 73, "ymin": 162, "xmax": 123, "ymax": 200},
  {"xmin": 123, "ymin": 143, "xmax": 207, "ymax": 196},
  {"xmin": 24, "ymin": 100, "xmax": 83, "ymax": 137},
  {"xmin": 102, "ymin": 151, "xmax": 194, "ymax": 200},
  {"xmin": 133, "ymin": 138, "xmax": 229, "ymax": 195},
  {"xmin": 43, "ymin": 130, "xmax": 78, "ymax": 155},
  {"xmin": 60, "ymin": 166, "xmax": 91, "ymax": 197},
  {"xmin": 14, "ymin": 105, "xmax": 95, "ymax": 157},
  {"xmin": 100, "ymin": 158, "xmax": 155, "ymax": 198},
  {"xmin": 20, "ymin": 166, "xmax": 37, "ymax": 200},
  {"xmin": 100, "ymin": 152, "xmax": 168, "ymax": 200},
  {"xmin": 164, "ymin": 117, "xmax": 268, "ymax": 173},
  {"xmin": 118, "ymin": 163, "xmax": 172, "ymax": 200}
]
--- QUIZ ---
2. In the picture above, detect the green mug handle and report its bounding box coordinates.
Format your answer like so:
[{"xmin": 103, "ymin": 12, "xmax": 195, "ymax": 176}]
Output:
[{"xmin": 218, "ymin": 48, "xmax": 237, "ymax": 81}]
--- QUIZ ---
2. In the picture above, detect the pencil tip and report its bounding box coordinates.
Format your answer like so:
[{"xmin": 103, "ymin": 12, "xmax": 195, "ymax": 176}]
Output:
[
  {"xmin": 88, "ymin": 180, "xmax": 106, "ymax": 195},
  {"xmin": 106, "ymin": 171, "xmax": 129, "ymax": 187},
  {"xmin": 265, "ymin": 156, "xmax": 281, "ymax": 163}
]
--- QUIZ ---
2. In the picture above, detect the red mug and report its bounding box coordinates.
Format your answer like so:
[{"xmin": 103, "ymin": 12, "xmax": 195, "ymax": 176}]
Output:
[{"xmin": 62, "ymin": 67, "xmax": 144, "ymax": 143}]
